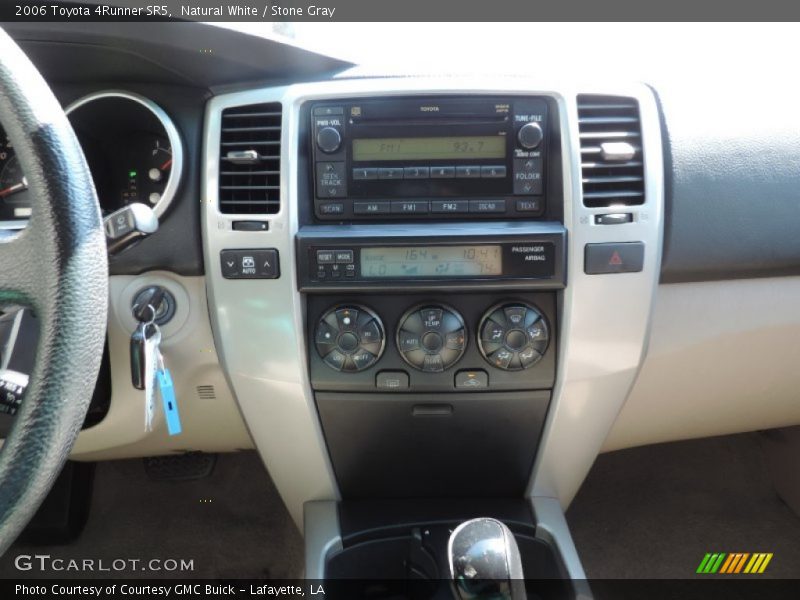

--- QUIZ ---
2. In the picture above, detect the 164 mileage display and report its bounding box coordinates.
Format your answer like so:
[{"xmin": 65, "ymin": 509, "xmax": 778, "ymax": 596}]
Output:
[{"xmin": 361, "ymin": 245, "xmax": 502, "ymax": 278}]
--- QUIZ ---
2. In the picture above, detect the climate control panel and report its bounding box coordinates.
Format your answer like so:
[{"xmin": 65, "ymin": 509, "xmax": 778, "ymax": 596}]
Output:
[{"xmin": 308, "ymin": 292, "xmax": 555, "ymax": 393}]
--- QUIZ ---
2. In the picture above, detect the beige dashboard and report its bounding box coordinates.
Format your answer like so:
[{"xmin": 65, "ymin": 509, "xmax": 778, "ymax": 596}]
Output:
[{"xmin": 27, "ymin": 76, "xmax": 795, "ymax": 533}]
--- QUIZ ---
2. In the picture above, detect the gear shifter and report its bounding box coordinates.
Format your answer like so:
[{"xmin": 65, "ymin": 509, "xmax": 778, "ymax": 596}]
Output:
[{"xmin": 448, "ymin": 517, "xmax": 526, "ymax": 600}]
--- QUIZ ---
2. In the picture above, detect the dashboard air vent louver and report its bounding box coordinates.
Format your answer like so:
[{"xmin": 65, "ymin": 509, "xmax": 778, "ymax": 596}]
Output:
[
  {"xmin": 218, "ymin": 102, "xmax": 282, "ymax": 214},
  {"xmin": 577, "ymin": 95, "xmax": 644, "ymax": 208}
]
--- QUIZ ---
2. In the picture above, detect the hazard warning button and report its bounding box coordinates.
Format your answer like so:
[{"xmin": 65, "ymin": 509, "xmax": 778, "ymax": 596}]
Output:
[{"xmin": 584, "ymin": 242, "xmax": 645, "ymax": 274}]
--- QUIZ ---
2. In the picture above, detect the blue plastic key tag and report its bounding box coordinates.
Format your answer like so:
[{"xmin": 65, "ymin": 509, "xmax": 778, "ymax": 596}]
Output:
[{"xmin": 157, "ymin": 367, "xmax": 182, "ymax": 436}]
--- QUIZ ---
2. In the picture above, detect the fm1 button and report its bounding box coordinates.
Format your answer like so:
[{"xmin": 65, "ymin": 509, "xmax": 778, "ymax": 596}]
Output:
[
  {"xmin": 455, "ymin": 370, "xmax": 488, "ymax": 389},
  {"xmin": 377, "ymin": 371, "xmax": 409, "ymax": 390}
]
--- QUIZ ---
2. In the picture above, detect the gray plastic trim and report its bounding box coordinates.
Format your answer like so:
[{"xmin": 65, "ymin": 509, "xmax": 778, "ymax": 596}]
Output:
[
  {"xmin": 532, "ymin": 497, "xmax": 587, "ymax": 580},
  {"xmin": 203, "ymin": 84, "xmax": 340, "ymax": 528},
  {"xmin": 303, "ymin": 500, "xmax": 343, "ymax": 580},
  {"xmin": 528, "ymin": 84, "xmax": 664, "ymax": 508}
]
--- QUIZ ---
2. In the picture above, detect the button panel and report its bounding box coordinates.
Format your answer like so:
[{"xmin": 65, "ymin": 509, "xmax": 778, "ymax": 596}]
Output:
[
  {"xmin": 396, "ymin": 304, "xmax": 466, "ymax": 372},
  {"xmin": 315, "ymin": 305, "xmax": 386, "ymax": 372},
  {"xmin": 220, "ymin": 249, "xmax": 280, "ymax": 279},
  {"xmin": 314, "ymin": 248, "xmax": 357, "ymax": 280},
  {"xmin": 477, "ymin": 302, "xmax": 549, "ymax": 371}
]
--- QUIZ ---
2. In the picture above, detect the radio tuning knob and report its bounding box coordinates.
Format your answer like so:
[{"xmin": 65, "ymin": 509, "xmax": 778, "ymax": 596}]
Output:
[
  {"xmin": 517, "ymin": 122, "xmax": 544, "ymax": 150},
  {"xmin": 316, "ymin": 126, "xmax": 342, "ymax": 153}
]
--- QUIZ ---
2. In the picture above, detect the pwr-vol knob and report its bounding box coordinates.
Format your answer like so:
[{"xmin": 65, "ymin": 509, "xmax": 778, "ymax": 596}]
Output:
[
  {"xmin": 315, "ymin": 305, "xmax": 385, "ymax": 372},
  {"xmin": 316, "ymin": 126, "xmax": 342, "ymax": 153}
]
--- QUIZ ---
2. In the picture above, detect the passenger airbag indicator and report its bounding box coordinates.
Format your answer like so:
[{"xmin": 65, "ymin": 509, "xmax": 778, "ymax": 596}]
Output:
[{"xmin": 504, "ymin": 243, "xmax": 555, "ymax": 278}]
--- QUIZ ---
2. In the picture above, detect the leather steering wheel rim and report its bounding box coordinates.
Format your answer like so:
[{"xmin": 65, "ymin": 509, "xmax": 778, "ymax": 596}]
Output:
[{"xmin": 0, "ymin": 29, "xmax": 107, "ymax": 553}]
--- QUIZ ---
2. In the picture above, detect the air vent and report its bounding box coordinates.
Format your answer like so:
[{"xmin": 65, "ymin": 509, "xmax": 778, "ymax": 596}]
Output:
[
  {"xmin": 196, "ymin": 385, "xmax": 216, "ymax": 400},
  {"xmin": 578, "ymin": 95, "xmax": 644, "ymax": 208},
  {"xmin": 219, "ymin": 102, "xmax": 282, "ymax": 214}
]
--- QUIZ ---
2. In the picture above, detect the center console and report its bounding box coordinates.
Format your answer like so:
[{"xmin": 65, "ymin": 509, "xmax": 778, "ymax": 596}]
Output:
[
  {"xmin": 292, "ymin": 93, "xmax": 576, "ymax": 596},
  {"xmin": 202, "ymin": 78, "xmax": 664, "ymax": 598},
  {"xmin": 298, "ymin": 95, "xmax": 565, "ymax": 507}
]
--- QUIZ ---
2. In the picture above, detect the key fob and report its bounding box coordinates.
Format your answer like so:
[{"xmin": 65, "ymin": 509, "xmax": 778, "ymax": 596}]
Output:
[{"xmin": 130, "ymin": 322, "xmax": 148, "ymax": 390}]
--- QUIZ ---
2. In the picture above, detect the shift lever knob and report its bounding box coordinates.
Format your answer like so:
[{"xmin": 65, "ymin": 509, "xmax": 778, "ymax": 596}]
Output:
[{"xmin": 448, "ymin": 517, "xmax": 526, "ymax": 600}]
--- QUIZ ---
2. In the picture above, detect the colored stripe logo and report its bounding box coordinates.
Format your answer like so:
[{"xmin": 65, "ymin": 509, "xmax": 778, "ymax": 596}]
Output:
[{"xmin": 696, "ymin": 552, "xmax": 773, "ymax": 574}]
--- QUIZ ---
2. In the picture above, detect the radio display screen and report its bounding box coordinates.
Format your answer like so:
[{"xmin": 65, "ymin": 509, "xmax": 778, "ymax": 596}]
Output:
[
  {"xmin": 352, "ymin": 136, "xmax": 506, "ymax": 162},
  {"xmin": 360, "ymin": 245, "xmax": 502, "ymax": 278}
]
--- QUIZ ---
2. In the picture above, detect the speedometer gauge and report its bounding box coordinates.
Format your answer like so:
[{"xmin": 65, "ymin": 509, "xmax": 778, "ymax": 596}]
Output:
[
  {"xmin": 66, "ymin": 91, "xmax": 183, "ymax": 218},
  {"xmin": 0, "ymin": 133, "xmax": 31, "ymax": 224}
]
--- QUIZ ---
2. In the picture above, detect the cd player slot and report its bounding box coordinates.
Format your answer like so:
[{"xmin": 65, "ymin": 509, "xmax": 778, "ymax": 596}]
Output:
[{"xmin": 352, "ymin": 100, "xmax": 506, "ymax": 121}]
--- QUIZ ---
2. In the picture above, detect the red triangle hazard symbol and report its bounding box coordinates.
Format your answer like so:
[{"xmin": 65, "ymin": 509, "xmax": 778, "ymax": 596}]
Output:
[{"xmin": 609, "ymin": 251, "xmax": 623, "ymax": 266}]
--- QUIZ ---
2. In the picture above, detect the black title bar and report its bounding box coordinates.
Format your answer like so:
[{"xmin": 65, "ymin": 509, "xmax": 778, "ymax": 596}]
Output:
[{"xmin": 2, "ymin": 0, "xmax": 800, "ymax": 21}]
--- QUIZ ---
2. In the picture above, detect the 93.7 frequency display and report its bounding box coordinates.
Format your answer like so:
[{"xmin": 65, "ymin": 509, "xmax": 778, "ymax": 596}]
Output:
[{"xmin": 352, "ymin": 136, "xmax": 506, "ymax": 162}]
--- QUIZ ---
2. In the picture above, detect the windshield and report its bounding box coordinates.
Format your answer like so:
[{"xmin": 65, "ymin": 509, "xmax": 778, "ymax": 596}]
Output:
[{"xmin": 213, "ymin": 22, "xmax": 794, "ymax": 81}]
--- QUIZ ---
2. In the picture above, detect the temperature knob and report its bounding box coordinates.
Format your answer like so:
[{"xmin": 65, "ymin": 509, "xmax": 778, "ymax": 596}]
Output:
[
  {"xmin": 517, "ymin": 122, "xmax": 543, "ymax": 150},
  {"xmin": 316, "ymin": 126, "xmax": 342, "ymax": 154},
  {"xmin": 315, "ymin": 305, "xmax": 385, "ymax": 372},
  {"xmin": 396, "ymin": 304, "xmax": 466, "ymax": 372},
  {"xmin": 478, "ymin": 302, "xmax": 549, "ymax": 371}
]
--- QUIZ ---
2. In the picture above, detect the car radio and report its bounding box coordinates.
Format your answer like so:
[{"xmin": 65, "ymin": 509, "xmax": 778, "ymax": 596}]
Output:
[{"xmin": 310, "ymin": 95, "xmax": 549, "ymax": 221}]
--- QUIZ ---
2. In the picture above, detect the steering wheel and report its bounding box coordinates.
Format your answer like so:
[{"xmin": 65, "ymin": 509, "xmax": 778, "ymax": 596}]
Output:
[{"xmin": 0, "ymin": 30, "xmax": 107, "ymax": 553}]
